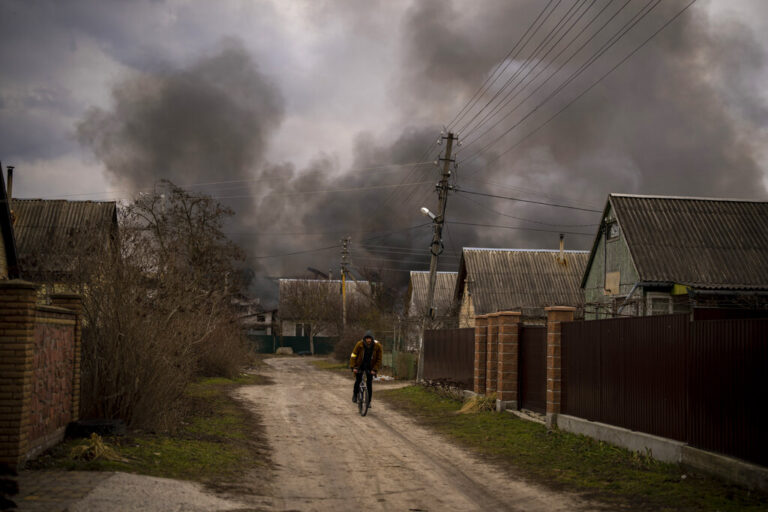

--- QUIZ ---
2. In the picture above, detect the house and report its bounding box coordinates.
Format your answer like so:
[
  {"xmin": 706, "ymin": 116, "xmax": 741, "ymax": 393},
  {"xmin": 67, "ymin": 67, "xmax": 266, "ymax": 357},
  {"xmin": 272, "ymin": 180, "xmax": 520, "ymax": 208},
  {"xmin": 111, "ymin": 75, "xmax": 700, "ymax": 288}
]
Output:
[
  {"xmin": 405, "ymin": 271, "xmax": 458, "ymax": 319},
  {"xmin": 0, "ymin": 171, "xmax": 20, "ymax": 279},
  {"xmin": 453, "ymin": 246, "xmax": 589, "ymax": 327},
  {"xmin": 401, "ymin": 271, "xmax": 457, "ymax": 350},
  {"xmin": 581, "ymin": 193, "xmax": 768, "ymax": 319},
  {"xmin": 12, "ymin": 199, "xmax": 118, "ymax": 293},
  {"xmin": 278, "ymin": 278, "xmax": 372, "ymax": 338},
  {"xmin": 231, "ymin": 295, "xmax": 277, "ymax": 336}
]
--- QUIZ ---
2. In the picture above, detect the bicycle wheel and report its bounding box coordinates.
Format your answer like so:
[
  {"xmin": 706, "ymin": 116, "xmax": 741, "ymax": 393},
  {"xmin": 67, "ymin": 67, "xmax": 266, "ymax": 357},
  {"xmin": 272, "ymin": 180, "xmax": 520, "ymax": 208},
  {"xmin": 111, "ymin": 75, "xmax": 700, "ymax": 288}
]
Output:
[
  {"xmin": 357, "ymin": 388, "xmax": 364, "ymax": 415},
  {"xmin": 359, "ymin": 386, "xmax": 369, "ymax": 416}
]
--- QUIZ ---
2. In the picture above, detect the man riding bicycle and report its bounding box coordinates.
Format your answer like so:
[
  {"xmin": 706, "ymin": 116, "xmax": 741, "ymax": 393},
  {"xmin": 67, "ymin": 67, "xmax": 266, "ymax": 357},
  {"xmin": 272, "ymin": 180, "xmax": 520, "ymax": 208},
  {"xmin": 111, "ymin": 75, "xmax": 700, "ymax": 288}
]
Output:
[{"xmin": 350, "ymin": 330, "xmax": 382, "ymax": 407}]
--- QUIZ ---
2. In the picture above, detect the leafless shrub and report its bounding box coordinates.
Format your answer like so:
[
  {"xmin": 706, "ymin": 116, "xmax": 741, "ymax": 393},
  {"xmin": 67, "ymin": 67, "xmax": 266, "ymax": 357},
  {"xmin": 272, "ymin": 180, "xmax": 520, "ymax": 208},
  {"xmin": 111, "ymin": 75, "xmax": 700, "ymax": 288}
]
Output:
[{"xmin": 64, "ymin": 181, "xmax": 249, "ymax": 428}]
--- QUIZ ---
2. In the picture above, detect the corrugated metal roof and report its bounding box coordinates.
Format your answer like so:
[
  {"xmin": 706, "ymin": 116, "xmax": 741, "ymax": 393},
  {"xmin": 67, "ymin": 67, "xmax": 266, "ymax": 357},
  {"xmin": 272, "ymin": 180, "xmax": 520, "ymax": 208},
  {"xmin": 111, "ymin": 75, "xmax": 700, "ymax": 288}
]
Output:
[
  {"xmin": 610, "ymin": 194, "xmax": 768, "ymax": 289},
  {"xmin": 457, "ymin": 248, "xmax": 588, "ymax": 315},
  {"xmin": 12, "ymin": 199, "xmax": 117, "ymax": 278},
  {"xmin": 407, "ymin": 271, "xmax": 457, "ymax": 317}
]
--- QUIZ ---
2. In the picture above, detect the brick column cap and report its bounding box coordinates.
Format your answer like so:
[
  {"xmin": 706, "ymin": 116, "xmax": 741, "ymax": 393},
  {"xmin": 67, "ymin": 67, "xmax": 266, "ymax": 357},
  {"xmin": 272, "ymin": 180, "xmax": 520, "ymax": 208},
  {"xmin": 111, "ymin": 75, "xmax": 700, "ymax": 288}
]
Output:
[
  {"xmin": 0, "ymin": 280, "xmax": 37, "ymax": 290},
  {"xmin": 545, "ymin": 306, "xmax": 577, "ymax": 312},
  {"xmin": 496, "ymin": 311, "xmax": 522, "ymax": 317},
  {"xmin": 487, "ymin": 312, "xmax": 503, "ymax": 318},
  {"xmin": 475, "ymin": 314, "xmax": 489, "ymax": 320}
]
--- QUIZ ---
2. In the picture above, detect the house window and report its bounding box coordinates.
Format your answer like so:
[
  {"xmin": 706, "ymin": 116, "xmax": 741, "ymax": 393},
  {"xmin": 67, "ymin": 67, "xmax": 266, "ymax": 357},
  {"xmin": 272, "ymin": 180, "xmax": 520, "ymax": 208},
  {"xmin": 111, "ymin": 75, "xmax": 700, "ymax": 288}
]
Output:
[
  {"xmin": 607, "ymin": 221, "xmax": 620, "ymax": 240},
  {"xmin": 295, "ymin": 323, "xmax": 310, "ymax": 336},
  {"xmin": 647, "ymin": 294, "xmax": 672, "ymax": 316}
]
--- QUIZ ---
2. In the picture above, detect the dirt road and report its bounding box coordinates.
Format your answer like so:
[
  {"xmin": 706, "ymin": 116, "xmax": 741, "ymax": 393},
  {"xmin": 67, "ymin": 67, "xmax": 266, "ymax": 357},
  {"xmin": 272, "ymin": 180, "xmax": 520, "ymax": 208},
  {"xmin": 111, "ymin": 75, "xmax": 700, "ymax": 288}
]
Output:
[{"xmin": 238, "ymin": 357, "xmax": 592, "ymax": 512}]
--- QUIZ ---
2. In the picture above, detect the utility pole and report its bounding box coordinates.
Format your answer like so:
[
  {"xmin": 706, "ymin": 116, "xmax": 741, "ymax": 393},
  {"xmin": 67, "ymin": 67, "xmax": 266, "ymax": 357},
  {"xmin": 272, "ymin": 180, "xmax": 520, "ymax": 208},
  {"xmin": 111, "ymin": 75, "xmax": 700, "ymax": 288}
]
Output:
[
  {"xmin": 418, "ymin": 132, "xmax": 457, "ymax": 381},
  {"xmin": 341, "ymin": 237, "xmax": 351, "ymax": 327}
]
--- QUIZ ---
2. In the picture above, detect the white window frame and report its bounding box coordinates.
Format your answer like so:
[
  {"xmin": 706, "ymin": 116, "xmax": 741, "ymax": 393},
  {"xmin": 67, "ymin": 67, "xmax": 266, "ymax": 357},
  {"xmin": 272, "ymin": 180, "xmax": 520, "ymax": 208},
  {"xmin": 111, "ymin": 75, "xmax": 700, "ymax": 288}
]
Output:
[{"xmin": 646, "ymin": 292, "xmax": 673, "ymax": 316}]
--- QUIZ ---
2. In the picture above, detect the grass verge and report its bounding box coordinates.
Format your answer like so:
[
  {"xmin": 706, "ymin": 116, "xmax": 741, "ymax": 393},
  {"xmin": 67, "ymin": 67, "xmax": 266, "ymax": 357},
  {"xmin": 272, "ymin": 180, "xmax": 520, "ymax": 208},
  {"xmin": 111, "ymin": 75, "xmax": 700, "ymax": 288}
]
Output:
[
  {"xmin": 29, "ymin": 373, "xmax": 270, "ymax": 485},
  {"xmin": 379, "ymin": 385, "xmax": 768, "ymax": 512}
]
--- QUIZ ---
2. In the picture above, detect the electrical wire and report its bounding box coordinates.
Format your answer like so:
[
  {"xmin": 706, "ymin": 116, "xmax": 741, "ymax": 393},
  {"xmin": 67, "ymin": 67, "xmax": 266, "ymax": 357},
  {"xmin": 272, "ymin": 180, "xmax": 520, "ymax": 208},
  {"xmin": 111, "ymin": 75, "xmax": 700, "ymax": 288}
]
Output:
[
  {"xmin": 455, "ymin": 188, "xmax": 602, "ymax": 212},
  {"xmin": 447, "ymin": 0, "xmax": 560, "ymax": 131},
  {"xmin": 455, "ymin": 190, "xmax": 600, "ymax": 227},
  {"xmin": 459, "ymin": 0, "xmax": 661, "ymax": 165},
  {"xmin": 464, "ymin": 0, "xmax": 698, "ymax": 170},
  {"xmin": 454, "ymin": 0, "xmax": 586, "ymax": 136},
  {"xmin": 447, "ymin": 220, "xmax": 593, "ymax": 237},
  {"xmin": 460, "ymin": 0, "xmax": 625, "ymax": 148}
]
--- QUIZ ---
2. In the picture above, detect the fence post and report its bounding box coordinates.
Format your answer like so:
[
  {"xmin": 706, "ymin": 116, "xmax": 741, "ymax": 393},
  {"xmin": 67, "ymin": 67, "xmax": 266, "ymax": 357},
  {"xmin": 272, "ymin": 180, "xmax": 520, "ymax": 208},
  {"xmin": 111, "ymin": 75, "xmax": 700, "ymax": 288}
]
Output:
[
  {"xmin": 485, "ymin": 313, "xmax": 501, "ymax": 395},
  {"xmin": 0, "ymin": 280, "xmax": 38, "ymax": 468},
  {"xmin": 50, "ymin": 294, "xmax": 83, "ymax": 422},
  {"xmin": 473, "ymin": 315, "xmax": 488, "ymax": 395},
  {"xmin": 545, "ymin": 306, "xmax": 575, "ymax": 428},
  {"xmin": 496, "ymin": 311, "xmax": 521, "ymax": 411}
]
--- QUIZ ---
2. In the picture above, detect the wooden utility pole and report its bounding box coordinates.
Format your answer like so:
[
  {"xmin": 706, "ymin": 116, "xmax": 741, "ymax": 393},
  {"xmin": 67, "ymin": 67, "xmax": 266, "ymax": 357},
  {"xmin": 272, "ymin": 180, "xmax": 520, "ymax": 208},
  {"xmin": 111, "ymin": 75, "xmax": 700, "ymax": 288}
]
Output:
[
  {"xmin": 341, "ymin": 237, "xmax": 350, "ymax": 327},
  {"xmin": 418, "ymin": 132, "xmax": 457, "ymax": 381}
]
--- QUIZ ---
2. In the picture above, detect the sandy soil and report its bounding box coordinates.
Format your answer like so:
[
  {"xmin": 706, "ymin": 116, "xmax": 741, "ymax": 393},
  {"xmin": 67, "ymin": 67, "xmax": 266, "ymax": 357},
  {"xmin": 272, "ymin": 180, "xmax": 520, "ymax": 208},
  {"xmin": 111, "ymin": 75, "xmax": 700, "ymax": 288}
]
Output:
[{"xmin": 237, "ymin": 357, "xmax": 595, "ymax": 512}]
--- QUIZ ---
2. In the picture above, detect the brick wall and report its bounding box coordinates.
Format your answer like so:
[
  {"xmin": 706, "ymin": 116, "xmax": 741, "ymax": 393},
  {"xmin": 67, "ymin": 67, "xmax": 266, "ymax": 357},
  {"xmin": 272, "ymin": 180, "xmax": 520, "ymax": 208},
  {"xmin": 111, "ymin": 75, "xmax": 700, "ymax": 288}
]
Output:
[
  {"xmin": 28, "ymin": 307, "xmax": 76, "ymax": 458},
  {"xmin": 0, "ymin": 281, "xmax": 81, "ymax": 468}
]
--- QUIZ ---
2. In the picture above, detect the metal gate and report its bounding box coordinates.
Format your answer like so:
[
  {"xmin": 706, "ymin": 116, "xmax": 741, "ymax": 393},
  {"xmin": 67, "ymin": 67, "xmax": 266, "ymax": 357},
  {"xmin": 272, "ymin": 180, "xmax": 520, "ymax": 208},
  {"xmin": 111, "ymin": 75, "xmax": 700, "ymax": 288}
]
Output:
[
  {"xmin": 423, "ymin": 328, "xmax": 475, "ymax": 388},
  {"xmin": 519, "ymin": 325, "xmax": 546, "ymax": 413}
]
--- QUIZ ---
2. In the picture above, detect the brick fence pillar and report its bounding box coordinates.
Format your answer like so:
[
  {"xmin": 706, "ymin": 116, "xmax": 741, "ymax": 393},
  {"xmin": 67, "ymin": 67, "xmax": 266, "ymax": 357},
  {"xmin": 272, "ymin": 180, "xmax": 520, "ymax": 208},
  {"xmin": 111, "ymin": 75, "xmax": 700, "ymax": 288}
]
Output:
[
  {"xmin": 496, "ymin": 311, "xmax": 521, "ymax": 412},
  {"xmin": 485, "ymin": 313, "xmax": 501, "ymax": 395},
  {"xmin": 50, "ymin": 294, "xmax": 83, "ymax": 422},
  {"xmin": 545, "ymin": 306, "xmax": 575, "ymax": 428},
  {"xmin": 0, "ymin": 280, "xmax": 38, "ymax": 468},
  {"xmin": 473, "ymin": 315, "xmax": 488, "ymax": 395}
]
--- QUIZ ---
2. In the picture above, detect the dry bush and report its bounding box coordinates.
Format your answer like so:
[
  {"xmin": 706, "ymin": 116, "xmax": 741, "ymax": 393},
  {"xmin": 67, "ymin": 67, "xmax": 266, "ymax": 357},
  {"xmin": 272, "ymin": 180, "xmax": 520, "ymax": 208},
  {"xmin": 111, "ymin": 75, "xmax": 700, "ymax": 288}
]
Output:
[{"xmin": 71, "ymin": 181, "xmax": 249, "ymax": 429}]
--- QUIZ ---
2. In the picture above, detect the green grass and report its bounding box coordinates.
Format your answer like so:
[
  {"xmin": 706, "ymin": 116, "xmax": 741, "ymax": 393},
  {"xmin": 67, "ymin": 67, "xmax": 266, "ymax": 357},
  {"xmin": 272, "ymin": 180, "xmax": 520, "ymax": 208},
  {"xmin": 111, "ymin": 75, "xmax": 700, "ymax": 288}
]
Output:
[
  {"xmin": 379, "ymin": 386, "xmax": 768, "ymax": 512},
  {"xmin": 29, "ymin": 373, "xmax": 269, "ymax": 483}
]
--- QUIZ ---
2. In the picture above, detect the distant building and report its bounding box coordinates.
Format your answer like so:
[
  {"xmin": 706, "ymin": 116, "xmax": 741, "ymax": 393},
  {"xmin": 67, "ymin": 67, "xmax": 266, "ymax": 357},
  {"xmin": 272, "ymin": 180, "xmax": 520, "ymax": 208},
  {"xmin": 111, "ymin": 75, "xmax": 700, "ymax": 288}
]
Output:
[
  {"xmin": 278, "ymin": 278, "xmax": 371, "ymax": 338},
  {"xmin": 401, "ymin": 271, "xmax": 457, "ymax": 350},
  {"xmin": 231, "ymin": 295, "xmax": 277, "ymax": 336},
  {"xmin": 453, "ymin": 247, "xmax": 589, "ymax": 327},
  {"xmin": 582, "ymin": 194, "xmax": 768, "ymax": 319}
]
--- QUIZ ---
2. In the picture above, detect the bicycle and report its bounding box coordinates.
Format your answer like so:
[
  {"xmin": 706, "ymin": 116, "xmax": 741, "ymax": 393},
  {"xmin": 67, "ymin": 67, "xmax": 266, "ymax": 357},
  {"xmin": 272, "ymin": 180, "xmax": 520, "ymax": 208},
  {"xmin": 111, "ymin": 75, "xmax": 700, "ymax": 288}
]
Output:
[{"xmin": 356, "ymin": 369, "xmax": 370, "ymax": 417}]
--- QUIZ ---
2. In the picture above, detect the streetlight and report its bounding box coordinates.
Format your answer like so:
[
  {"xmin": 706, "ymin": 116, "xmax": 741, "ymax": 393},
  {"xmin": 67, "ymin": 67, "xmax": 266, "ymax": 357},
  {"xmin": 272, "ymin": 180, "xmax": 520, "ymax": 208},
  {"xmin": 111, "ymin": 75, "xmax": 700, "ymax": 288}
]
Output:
[{"xmin": 420, "ymin": 206, "xmax": 437, "ymax": 220}]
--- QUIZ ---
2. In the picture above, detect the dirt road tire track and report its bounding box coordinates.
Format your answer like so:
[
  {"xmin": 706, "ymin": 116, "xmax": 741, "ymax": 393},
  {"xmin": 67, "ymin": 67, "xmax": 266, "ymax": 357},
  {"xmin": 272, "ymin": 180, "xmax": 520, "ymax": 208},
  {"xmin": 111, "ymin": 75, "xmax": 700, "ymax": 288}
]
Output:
[{"xmin": 237, "ymin": 357, "xmax": 593, "ymax": 512}]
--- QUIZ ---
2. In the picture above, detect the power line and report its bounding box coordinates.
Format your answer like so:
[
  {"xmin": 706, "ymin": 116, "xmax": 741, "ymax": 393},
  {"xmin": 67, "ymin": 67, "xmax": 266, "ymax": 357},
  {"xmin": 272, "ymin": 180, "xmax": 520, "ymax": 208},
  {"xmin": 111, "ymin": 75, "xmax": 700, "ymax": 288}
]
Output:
[
  {"xmin": 465, "ymin": 0, "xmax": 698, "ymax": 170},
  {"xmin": 455, "ymin": 190, "xmax": 599, "ymax": 227},
  {"xmin": 457, "ymin": 0, "xmax": 595, "ymax": 137},
  {"xmin": 447, "ymin": 220, "xmax": 594, "ymax": 237},
  {"xmin": 45, "ymin": 161, "xmax": 436, "ymax": 200},
  {"xmin": 455, "ymin": 0, "xmax": 586, "ymax": 136},
  {"xmin": 455, "ymin": 188, "xmax": 602, "ymax": 212},
  {"xmin": 460, "ymin": 0, "xmax": 624, "ymax": 147},
  {"xmin": 459, "ymin": 0, "xmax": 681, "ymax": 166},
  {"xmin": 210, "ymin": 179, "xmax": 434, "ymax": 200},
  {"xmin": 447, "ymin": 0, "xmax": 560, "ymax": 131}
]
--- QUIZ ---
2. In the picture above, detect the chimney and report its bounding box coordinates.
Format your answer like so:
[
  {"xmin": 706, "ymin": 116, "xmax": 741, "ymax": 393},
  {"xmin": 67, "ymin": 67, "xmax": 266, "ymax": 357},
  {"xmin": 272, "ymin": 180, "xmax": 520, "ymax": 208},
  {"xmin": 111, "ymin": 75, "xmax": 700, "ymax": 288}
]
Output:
[{"xmin": 558, "ymin": 234, "xmax": 565, "ymax": 265}]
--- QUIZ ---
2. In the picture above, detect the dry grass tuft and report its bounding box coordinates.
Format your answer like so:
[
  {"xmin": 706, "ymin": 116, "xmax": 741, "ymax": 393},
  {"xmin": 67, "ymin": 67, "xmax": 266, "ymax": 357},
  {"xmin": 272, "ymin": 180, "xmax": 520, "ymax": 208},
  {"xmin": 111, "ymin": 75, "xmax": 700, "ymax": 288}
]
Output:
[{"xmin": 457, "ymin": 393, "xmax": 497, "ymax": 414}]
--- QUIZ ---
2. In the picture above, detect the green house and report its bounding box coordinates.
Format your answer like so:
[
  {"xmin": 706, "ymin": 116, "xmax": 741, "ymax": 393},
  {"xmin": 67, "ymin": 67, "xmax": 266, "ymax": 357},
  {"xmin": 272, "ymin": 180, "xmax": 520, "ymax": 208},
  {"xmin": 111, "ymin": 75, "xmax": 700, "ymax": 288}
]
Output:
[{"xmin": 582, "ymin": 194, "xmax": 768, "ymax": 319}]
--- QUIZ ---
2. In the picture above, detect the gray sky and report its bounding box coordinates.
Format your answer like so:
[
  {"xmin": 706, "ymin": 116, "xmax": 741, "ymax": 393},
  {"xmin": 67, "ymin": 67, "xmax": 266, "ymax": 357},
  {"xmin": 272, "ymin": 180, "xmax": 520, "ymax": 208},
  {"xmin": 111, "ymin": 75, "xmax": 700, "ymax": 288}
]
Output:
[{"xmin": 2, "ymin": 0, "xmax": 768, "ymax": 299}]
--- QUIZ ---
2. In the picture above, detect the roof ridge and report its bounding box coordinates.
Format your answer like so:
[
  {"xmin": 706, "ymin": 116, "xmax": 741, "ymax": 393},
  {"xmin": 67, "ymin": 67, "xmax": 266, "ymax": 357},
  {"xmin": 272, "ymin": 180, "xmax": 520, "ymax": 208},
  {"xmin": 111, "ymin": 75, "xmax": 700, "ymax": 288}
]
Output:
[
  {"xmin": 463, "ymin": 247, "xmax": 588, "ymax": 253},
  {"xmin": 610, "ymin": 193, "xmax": 768, "ymax": 203}
]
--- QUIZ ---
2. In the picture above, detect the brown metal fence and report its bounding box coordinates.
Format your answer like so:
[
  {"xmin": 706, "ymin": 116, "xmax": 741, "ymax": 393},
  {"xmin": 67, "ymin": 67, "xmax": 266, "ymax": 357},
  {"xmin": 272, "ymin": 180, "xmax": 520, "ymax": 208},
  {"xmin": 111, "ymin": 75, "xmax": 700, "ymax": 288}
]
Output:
[
  {"xmin": 519, "ymin": 326, "xmax": 546, "ymax": 414},
  {"xmin": 561, "ymin": 315, "xmax": 768, "ymax": 466},
  {"xmin": 423, "ymin": 328, "xmax": 475, "ymax": 388}
]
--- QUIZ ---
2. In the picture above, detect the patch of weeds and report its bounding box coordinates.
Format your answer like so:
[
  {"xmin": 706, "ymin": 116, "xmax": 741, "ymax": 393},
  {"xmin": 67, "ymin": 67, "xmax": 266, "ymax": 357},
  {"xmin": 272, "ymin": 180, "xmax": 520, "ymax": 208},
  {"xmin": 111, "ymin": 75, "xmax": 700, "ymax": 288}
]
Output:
[
  {"xmin": 378, "ymin": 385, "xmax": 768, "ymax": 512},
  {"xmin": 29, "ymin": 372, "xmax": 270, "ymax": 485}
]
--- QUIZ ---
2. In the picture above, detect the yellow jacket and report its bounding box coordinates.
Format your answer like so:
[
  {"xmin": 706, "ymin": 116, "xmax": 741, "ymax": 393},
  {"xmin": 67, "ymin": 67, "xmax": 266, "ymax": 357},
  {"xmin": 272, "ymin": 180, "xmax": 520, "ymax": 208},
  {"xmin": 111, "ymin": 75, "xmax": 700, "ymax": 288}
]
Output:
[{"xmin": 349, "ymin": 339, "xmax": 383, "ymax": 372}]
